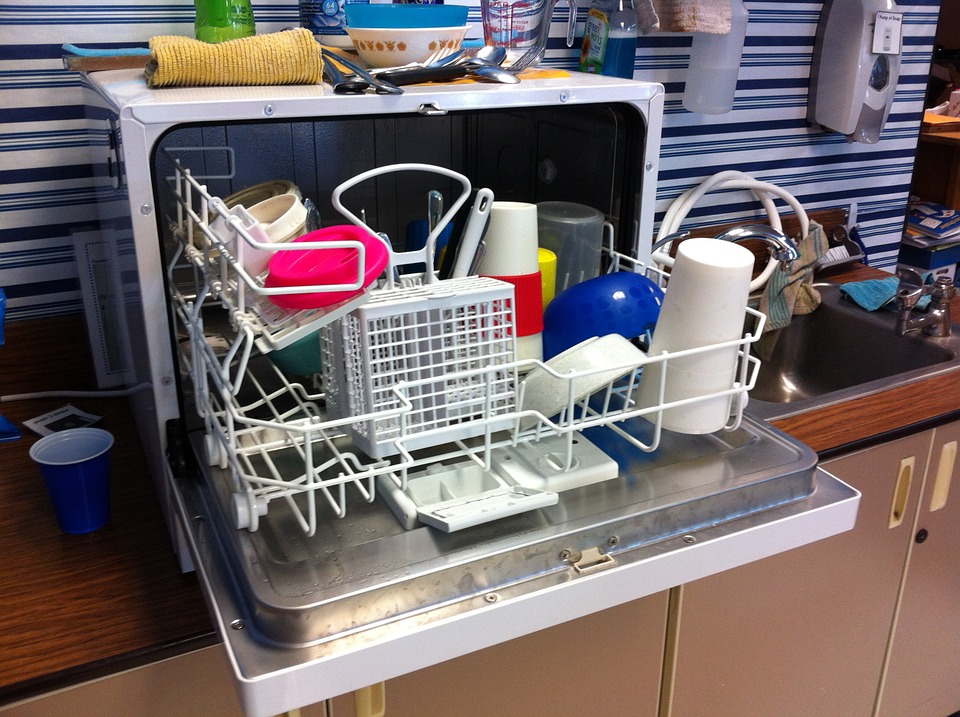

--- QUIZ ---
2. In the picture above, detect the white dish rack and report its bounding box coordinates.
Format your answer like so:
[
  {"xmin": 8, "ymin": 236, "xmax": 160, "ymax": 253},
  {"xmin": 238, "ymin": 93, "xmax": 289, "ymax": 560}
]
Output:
[{"xmin": 163, "ymin": 156, "xmax": 766, "ymax": 536}]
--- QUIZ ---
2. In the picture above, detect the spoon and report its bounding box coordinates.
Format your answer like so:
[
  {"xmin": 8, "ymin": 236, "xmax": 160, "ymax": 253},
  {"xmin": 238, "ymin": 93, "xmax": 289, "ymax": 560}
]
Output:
[
  {"xmin": 463, "ymin": 46, "xmax": 518, "ymax": 84},
  {"xmin": 322, "ymin": 58, "xmax": 369, "ymax": 94},
  {"xmin": 321, "ymin": 48, "xmax": 403, "ymax": 95}
]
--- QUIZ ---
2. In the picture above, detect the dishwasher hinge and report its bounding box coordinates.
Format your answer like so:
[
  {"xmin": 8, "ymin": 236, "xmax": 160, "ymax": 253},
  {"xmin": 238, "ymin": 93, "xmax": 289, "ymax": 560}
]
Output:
[{"xmin": 565, "ymin": 546, "xmax": 616, "ymax": 575}]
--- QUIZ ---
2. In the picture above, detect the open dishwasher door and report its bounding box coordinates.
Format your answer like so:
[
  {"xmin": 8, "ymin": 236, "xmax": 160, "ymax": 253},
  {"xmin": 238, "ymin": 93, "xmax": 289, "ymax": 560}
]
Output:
[{"xmin": 170, "ymin": 408, "xmax": 857, "ymax": 717}]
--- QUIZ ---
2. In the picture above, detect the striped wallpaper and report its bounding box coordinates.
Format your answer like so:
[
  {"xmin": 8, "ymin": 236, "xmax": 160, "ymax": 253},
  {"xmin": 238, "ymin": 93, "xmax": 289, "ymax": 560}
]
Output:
[{"xmin": 0, "ymin": 0, "xmax": 942, "ymax": 321}]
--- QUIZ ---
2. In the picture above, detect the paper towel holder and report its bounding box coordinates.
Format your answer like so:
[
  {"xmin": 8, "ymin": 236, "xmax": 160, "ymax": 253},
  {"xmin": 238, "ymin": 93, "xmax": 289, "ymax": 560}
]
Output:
[{"xmin": 807, "ymin": 0, "xmax": 902, "ymax": 144}]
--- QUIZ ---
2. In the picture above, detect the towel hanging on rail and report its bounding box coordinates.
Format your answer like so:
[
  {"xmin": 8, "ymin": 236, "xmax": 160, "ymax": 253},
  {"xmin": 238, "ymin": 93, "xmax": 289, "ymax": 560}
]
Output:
[{"xmin": 652, "ymin": 0, "xmax": 731, "ymax": 33}]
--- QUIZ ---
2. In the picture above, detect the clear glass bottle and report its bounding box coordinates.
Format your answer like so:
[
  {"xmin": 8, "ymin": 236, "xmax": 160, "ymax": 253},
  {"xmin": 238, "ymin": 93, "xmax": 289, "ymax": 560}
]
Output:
[
  {"xmin": 194, "ymin": 0, "xmax": 256, "ymax": 43},
  {"xmin": 577, "ymin": 0, "xmax": 637, "ymax": 79}
]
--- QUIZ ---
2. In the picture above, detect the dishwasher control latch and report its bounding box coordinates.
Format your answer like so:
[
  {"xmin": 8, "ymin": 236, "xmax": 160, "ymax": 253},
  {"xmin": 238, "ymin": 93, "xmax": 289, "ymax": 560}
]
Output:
[{"xmin": 566, "ymin": 546, "xmax": 616, "ymax": 575}]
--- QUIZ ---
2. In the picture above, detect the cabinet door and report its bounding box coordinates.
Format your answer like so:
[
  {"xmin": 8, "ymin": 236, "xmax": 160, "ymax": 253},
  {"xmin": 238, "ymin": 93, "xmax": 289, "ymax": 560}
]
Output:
[
  {"xmin": 329, "ymin": 592, "xmax": 668, "ymax": 717},
  {"xmin": 879, "ymin": 421, "xmax": 960, "ymax": 717},
  {"xmin": 668, "ymin": 432, "xmax": 930, "ymax": 717}
]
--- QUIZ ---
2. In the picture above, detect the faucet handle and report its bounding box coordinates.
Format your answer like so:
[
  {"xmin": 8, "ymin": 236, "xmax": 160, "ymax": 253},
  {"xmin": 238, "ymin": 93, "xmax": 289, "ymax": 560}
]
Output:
[
  {"xmin": 932, "ymin": 275, "xmax": 956, "ymax": 302},
  {"xmin": 895, "ymin": 267, "xmax": 926, "ymax": 309}
]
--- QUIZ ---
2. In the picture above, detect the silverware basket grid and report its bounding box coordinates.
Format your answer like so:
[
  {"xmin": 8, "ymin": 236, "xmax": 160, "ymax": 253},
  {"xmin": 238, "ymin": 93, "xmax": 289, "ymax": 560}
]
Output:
[
  {"xmin": 163, "ymin": 158, "xmax": 765, "ymax": 536},
  {"xmin": 320, "ymin": 276, "xmax": 518, "ymax": 459}
]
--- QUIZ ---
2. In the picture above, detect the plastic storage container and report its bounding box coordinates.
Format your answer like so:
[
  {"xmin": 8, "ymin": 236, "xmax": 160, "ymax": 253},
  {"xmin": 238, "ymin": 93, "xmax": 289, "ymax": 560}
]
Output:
[{"xmin": 537, "ymin": 201, "xmax": 605, "ymax": 291}]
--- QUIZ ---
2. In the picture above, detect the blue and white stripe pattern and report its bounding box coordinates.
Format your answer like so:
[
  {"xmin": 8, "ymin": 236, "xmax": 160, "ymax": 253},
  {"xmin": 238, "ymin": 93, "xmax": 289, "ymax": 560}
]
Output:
[{"xmin": 0, "ymin": 0, "xmax": 942, "ymax": 319}]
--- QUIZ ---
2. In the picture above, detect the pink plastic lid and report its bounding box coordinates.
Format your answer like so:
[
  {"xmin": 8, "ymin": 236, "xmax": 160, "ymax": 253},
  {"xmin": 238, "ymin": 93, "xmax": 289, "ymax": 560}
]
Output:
[{"xmin": 265, "ymin": 225, "xmax": 389, "ymax": 310}]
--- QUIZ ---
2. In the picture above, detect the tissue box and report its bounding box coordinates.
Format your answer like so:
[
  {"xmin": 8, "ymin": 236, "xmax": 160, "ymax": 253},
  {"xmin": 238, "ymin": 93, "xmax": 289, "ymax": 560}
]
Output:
[{"xmin": 948, "ymin": 88, "xmax": 960, "ymax": 118}]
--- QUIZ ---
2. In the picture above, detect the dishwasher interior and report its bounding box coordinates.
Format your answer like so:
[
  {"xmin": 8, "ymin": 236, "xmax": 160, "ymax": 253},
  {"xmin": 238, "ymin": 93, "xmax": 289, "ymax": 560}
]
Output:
[{"xmin": 154, "ymin": 98, "xmax": 838, "ymax": 642}]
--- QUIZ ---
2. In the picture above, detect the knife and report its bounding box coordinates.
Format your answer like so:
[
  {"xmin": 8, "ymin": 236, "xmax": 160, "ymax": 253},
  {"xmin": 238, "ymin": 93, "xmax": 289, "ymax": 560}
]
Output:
[{"xmin": 376, "ymin": 64, "xmax": 470, "ymax": 86}]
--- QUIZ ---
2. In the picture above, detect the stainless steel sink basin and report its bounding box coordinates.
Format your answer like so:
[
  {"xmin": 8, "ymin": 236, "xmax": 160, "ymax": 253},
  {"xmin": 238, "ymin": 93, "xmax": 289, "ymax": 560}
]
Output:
[{"xmin": 746, "ymin": 282, "xmax": 960, "ymax": 420}]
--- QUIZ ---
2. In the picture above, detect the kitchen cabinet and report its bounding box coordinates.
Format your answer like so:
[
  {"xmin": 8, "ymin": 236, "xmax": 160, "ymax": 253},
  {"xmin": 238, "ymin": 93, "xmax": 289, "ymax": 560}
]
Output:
[
  {"xmin": 329, "ymin": 591, "xmax": 668, "ymax": 717},
  {"xmin": 666, "ymin": 422, "xmax": 960, "ymax": 717},
  {"xmin": 876, "ymin": 421, "xmax": 960, "ymax": 717},
  {"xmin": 0, "ymin": 645, "xmax": 325, "ymax": 717}
]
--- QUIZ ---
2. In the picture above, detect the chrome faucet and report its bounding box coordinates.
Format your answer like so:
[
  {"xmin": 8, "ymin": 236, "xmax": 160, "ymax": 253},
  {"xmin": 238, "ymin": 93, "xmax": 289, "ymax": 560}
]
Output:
[
  {"xmin": 712, "ymin": 224, "xmax": 800, "ymax": 268},
  {"xmin": 652, "ymin": 224, "xmax": 799, "ymax": 270},
  {"xmin": 895, "ymin": 269, "xmax": 955, "ymax": 337}
]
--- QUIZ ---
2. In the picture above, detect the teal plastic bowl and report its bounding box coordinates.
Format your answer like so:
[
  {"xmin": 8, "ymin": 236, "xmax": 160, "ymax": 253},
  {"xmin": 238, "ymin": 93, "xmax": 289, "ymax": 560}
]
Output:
[
  {"xmin": 268, "ymin": 333, "xmax": 322, "ymax": 376},
  {"xmin": 344, "ymin": 4, "xmax": 469, "ymax": 28}
]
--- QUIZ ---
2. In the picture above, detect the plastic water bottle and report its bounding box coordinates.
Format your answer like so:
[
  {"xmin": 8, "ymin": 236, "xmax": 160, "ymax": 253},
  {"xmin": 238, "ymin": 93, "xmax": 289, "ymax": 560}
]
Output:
[
  {"xmin": 300, "ymin": 0, "xmax": 369, "ymax": 48},
  {"xmin": 194, "ymin": 0, "xmax": 255, "ymax": 43},
  {"xmin": 577, "ymin": 0, "xmax": 637, "ymax": 79}
]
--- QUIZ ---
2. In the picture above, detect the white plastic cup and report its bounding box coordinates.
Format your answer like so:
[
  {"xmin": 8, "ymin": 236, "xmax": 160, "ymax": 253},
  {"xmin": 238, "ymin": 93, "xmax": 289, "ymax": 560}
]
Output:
[
  {"xmin": 479, "ymin": 201, "xmax": 540, "ymax": 275},
  {"xmin": 636, "ymin": 238, "xmax": 754, "ymax": 434},
  {"xmin": 478, "ymin": 201, "xmax": 543, "ymax": 361},
  {"xmin": 29, "ymin": 428, "xmax": 114, "ymax": 534}
]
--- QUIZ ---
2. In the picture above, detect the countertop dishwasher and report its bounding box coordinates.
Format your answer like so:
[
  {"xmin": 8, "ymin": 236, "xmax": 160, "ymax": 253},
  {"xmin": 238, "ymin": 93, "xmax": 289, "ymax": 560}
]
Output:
[{"xmin": 81, "ymin": 69, "xmax": 859, "ymax": 717}]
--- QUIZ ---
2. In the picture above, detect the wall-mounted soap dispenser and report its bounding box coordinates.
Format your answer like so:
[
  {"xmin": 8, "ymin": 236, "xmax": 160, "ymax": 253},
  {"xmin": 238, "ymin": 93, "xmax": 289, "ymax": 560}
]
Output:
[{"xmin": 808, "ymin": 0, "xmax": 902, "ymax": 144}]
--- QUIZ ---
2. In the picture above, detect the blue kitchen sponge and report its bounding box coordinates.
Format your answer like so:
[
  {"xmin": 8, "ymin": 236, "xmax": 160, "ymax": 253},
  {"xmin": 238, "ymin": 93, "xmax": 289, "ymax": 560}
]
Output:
[{"xmin": 840, "ymin": 276, "xmax": 932, "ymax": 312}]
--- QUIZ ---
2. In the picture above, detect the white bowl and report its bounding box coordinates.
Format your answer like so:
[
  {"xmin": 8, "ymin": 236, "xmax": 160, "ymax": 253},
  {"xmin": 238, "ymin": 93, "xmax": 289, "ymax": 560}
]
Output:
[
  {"xmin": 521, "ymin": 334, "xmax": 646, "ymax": 428},
  {"xmin": 346, "ymin": 25, "xmax": 468, "ymax": 68},
  {"xmin": 247, "ymin": 193, "xmax": 308, "ymax": 244},
  {"xmin": 224, "ymin": 180, "xmax": 301, "ymax": 209},
  {"xmin": 213, "ymin": 194, "xmax": 307, "ymax": 277}
]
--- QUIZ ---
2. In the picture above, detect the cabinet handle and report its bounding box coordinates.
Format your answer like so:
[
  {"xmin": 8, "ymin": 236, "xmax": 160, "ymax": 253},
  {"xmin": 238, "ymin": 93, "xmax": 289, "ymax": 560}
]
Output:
[
  {"xmin": 354, "ymin": 683, "xmax": 386, "ymax": 717},
  {"xmin": 930, "ymin": 440, "xmax": 957, "ymax": 513},
  {"xmin": 889, "ymin": 457, "xmax": 914, "ymax": 529}
]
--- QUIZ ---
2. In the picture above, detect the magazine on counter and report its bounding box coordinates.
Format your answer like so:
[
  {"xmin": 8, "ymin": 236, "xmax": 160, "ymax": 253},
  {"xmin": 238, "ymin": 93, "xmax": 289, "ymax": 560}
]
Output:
[
  {"xmin": 906, "ymin": 198, "xmax": 960, "ymax": 243},
  {"xmin": 24, "ymin": 404, "xmax": 101, "ymax": 436}
]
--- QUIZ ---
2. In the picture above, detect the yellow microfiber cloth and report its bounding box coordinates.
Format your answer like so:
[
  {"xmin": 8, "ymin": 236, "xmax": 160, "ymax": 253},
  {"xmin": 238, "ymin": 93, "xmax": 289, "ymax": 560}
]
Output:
[{"xmin": 145, "ymin": 28, "xmax": 323, "ymax": 88}]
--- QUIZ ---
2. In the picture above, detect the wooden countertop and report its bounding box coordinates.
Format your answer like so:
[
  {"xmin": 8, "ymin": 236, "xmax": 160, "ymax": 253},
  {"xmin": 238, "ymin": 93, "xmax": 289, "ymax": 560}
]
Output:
[
  {"xmin": 1, "ymin": 262, "xmax": 959, "ymax": 701},
  {"xmin": 919, "ymin": 128, "xmax": 960, "ymax": 147},
  {"xmin": 0, "ymin": 316, "xmax": 215, "ymax": 705}
]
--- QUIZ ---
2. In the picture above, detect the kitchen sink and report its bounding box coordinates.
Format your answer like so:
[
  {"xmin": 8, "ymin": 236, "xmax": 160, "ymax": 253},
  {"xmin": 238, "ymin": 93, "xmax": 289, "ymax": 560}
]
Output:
[{"xmin": 746, "ymin": 281, "xmax": 960, "ymax": 420}]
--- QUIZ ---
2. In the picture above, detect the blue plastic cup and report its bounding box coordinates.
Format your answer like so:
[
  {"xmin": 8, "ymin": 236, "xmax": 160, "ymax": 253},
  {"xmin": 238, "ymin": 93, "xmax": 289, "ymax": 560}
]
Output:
[{"xmin": 29, "ymin": 428, "xmax": 114, "ymax": 534}]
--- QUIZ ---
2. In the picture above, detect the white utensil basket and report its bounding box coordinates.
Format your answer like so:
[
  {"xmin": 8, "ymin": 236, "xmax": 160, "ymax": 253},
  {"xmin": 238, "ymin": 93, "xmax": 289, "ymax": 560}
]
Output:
[
  {"xmin": 320, "ymin": 276, "xmax": 518, "ymax": 458},
  {"xmin": 163, "ymin": 158, "xmax": 766, "ymax": 536}
]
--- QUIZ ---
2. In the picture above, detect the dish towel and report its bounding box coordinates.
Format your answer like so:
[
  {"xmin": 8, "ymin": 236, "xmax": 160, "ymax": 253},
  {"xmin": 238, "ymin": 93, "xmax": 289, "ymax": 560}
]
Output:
[
  {"xmin": 652, "ymin": 0, "xmax": 731, "ymax": 33},
  {"xmin": 839, "ymin": 276, "xmax": 932, "ymax": 312},
  {"xmin": 636, "ymin": 0, "xmax": 662, "ymax": 33},
  {"xmin": 759, "ymin": 220, "xmax": 829, "ymax": 332},
  {"xmin": 145, "ymin": 29, "xmax": 324, "ymax": 88}
]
